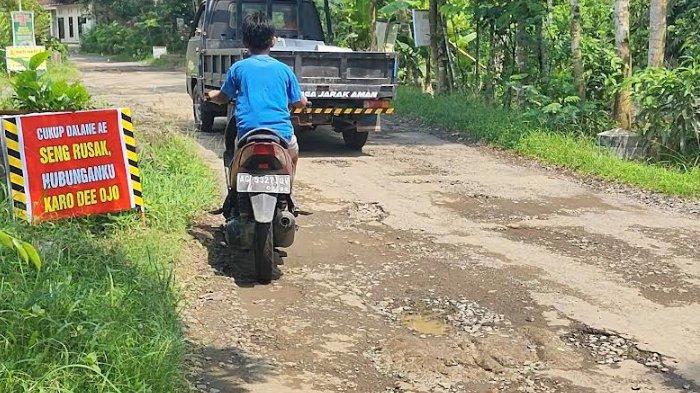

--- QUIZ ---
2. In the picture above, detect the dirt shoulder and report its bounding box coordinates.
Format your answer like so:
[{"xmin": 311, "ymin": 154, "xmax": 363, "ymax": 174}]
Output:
[{"xmin": 77, "ymin": 55, "xmax": 699, "ymax": 392}]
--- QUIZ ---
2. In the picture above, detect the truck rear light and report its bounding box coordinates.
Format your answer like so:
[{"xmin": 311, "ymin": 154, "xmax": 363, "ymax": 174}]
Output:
[{"xmin": 364, "ymin": 100, "xmax": 390, "ymax": 109}]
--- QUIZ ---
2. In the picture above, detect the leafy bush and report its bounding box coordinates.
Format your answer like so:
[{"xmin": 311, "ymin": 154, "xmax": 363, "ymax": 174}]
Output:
[
  {"xmin": 0, "ymin": 230, "xmax": 42, "ymax": 271},
  {"xmin": 81, "ymin": 3, "xmax": 192, "ymax": 59},
  {"xmin": 631, "ymin": 66, "xmax": 700, "ymax": 160},
  {"xmin": 81, "ymin": 22, "xmax": 151, "ymax": 59},
  {"xmin": 43, "ymin": 36, "xmax": 69, "ymax": 60},
  {"xmin": 9, "ymin": 52, "xmax": 92, "ymax": 112}
]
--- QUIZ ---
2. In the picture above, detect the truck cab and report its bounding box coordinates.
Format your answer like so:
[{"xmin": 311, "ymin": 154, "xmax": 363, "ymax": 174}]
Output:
[{"xmin": 186, "ymin": 0, "xmax": 397, "ymax": 150}]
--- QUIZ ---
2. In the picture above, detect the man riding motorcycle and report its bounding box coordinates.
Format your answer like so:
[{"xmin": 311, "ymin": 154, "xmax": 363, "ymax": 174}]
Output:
[
  {"xmin": 206, "ymin": 11, "xmax": 308, "ymax": 170},
  {"xmin": 206, "ymin": 11, "xmax": 308, "ymax": 283}
]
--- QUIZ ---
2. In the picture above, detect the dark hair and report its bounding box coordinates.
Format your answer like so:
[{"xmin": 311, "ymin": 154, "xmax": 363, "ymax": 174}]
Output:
[{"xmin": 242, "ymin": 11, "xmax": 275, "ymax": 52}]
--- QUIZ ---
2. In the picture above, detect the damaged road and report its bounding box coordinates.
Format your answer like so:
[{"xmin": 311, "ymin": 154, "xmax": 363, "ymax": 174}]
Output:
[{"xmin": 78, "ymin": 55, "xmax": 699, "ymax": 392}]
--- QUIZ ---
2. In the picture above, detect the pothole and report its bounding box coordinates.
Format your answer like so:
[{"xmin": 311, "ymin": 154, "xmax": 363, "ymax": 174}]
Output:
[
  {"xmin": 563, "ymin": 323, "xmax": 670, "ymax": 371},
  {"xmin": 401, "ymin": 314, "xmax": 450, "ymax": 336},
  {"xmin": 379, "ymin": 296, "xmax": 512, "ymax": 337},
  {"xmin": 348, "ymin": 202, "xmax": 389, "ymax": 224}
]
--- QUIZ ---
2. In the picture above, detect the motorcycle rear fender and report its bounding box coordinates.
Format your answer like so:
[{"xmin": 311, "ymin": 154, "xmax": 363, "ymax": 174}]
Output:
[{"xmin": 250, "ymin": 193, "xmax": 277, "ymax": 223}]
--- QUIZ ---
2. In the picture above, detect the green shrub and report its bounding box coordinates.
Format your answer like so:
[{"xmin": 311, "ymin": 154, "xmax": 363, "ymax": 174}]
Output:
[
  {"xmin": 81, "ymin": 9, "xmax": 189, "ymax": 60},
  {"xmin": 81, "ymin": 22, "xmax": 148, "ymax": 59},
  {"xmin": 42, "ymin": 36, "xmax": 69, "ymax": 60},
  {"xmin": 9, "ymin": 52, "xmax": 92, "ymax": 112},
  {"xmin": 630, "ymin": 66, "xmax": 700, "ymax": 160}
]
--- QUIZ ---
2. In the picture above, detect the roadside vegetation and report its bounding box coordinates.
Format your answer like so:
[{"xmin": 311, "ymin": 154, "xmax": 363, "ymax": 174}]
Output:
[
  {"xmin": 81, "ymin": 0, "xmax": 699, "ymax": 197},
  {"xmin": 147, "ymin": 53, "xmax": 186, "ymax": 70},
  {"xmin": 1, "ymin": 56, "xmax": 87, "ymax": 113},
  {"xmin": 397, "ymin": 87, "xmax": 700, "ymax": 197},
  {"xmin": 1, "ymin": 0, "xmax": 53, "ymax": 69},
  {"xmin": 1, "ymin": 53, "xmax": 218, "ymax": 390},
  {"xmin": 79, "ymin": 0, "xmax": 193, "ymax": 59},
  {"xmin": 332, "ymin": 0, "xmax": 698, "ymax": 196},
  {"xmin": 0, "ymin": 74, "xmax": 10, "ymax": 110},
  {"xmin": 0, "ymin": 127, "xmax": 218, "ymax": 391}
]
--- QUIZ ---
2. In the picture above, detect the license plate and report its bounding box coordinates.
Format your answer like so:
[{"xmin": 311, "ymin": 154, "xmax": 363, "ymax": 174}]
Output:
[{"xmin": 237, "ymin": 173, "xmax": 291, "ymax": 194}]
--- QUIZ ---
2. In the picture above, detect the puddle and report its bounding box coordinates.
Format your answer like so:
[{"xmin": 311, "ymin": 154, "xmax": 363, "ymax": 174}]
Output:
[{"xmin": 401, "ymin": 314, "xmax": 449, "ymax": 336}]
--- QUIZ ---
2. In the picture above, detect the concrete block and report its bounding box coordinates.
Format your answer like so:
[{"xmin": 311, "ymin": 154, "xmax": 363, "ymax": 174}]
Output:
[{"xmin": 597, "ymin": 128, "xmax": 648, "ymax": 160}]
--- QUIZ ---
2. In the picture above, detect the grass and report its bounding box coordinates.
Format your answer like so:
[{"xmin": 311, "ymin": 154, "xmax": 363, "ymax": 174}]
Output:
[
  {"xmin": 395, "ymin": 86, "xmax": 700, "ymax": 198},
  {"xmin": 147, "ymin": 54, "xmax": 186, "ymax": 70},
  {"xmin": 45, "ymin": 60, "xmax": 83, "ymax": 84},
  {"xmin": 0, "ymin": 73, "xmax": 10, "ymax": 110},
  {"xmin": 0, "ymin": 128, "xmax": 218, "ymax": 391}
]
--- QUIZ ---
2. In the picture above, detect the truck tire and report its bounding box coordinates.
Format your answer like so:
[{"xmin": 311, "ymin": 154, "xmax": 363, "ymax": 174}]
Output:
[
  {"xmin": 342, "ymin": 129, "xmax": 369, "ymax": 150},
  {"xmin": 254, "ymin": 222, "xmax": 274, "ymax": 284},
  {"xmin": 192, "ymin": 88, "xmax": 216, "ymax": 133},
  {"xmin": 224, "ymin": 117, "xmax": 238, "ymax": 161}
]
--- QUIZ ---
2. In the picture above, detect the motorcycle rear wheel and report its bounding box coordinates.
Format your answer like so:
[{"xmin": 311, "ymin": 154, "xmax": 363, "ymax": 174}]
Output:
[{"xmin": 254, "ymin": 222, "xmax": 274, "ymax": 284}]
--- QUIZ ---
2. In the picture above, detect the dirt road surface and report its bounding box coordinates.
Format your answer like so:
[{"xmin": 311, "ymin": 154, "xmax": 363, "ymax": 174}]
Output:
[{"xmin": 77, "ymin": 56, "xmax": 699, "ymax": 392}]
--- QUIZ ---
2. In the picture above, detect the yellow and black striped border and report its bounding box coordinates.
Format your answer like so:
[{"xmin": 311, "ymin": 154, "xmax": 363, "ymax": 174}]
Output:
[
  {"xmin": 292, "ymin": 107, "xmax": 395, "ymax": 115},
  {"xmin": 1, "ymin": 117, "xmax": 30, "ymax": 222},
  {"xmin": 120, "ymin": 108, "xmax": 144, "ymax": 213}
]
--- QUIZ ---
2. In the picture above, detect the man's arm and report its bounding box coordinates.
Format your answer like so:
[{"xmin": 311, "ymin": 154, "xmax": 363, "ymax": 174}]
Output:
[
  {"xmin": 286, "ymin": 67, "xmax": 308, "ymax": 108},
  {"xmin": 205, "ymin": 90, "xmax": 230, "ymax": 105},
  {"xmin": 290, "ymin": 95, "xmax": 309, "ymax": 109}
]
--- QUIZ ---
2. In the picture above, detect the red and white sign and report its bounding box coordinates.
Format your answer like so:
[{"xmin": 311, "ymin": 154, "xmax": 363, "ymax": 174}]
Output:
[{"xmin": 1, "ymin": 108, "xmax": 143, "ymax": 223}]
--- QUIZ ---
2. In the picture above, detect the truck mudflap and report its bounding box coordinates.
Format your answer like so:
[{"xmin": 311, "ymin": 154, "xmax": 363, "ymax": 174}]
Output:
[{"xmin": 291, "ymin": 107, "xmax": 395, "ymax": 115}]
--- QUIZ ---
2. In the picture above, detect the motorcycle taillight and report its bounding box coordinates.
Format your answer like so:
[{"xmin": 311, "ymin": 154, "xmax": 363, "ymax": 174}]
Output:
[
  {"xmin": 239, "ymin": 142, "xmax": 288, "ymax": 172},
  {"xmin": 252, "ymin": 144, "xmax": 275, "ymax": 156}
]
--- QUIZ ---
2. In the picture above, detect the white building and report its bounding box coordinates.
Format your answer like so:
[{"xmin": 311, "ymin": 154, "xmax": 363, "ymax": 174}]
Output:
[{"xmin": 39, "ymin": 0, "xmax": 94, "ymax": 44}]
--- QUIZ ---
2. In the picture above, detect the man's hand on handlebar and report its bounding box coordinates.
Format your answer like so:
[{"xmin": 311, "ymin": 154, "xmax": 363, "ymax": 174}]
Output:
[
  {"xmin": 204, "ymin": 90, "xmax": 229, "ymax": 105},
  {"xmin": 291, "ymin": 95, "xmax": 310, "ymax": 109}
]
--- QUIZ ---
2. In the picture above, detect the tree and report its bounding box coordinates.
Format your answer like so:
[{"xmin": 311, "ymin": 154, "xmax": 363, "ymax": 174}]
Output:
[
  {"xmin": 648, "ymin": 0, "xmax": 667, "ymax": 67},
  {"xmin": 613, "ymin": 0, "xmax": 633, "ymax": 130},
  {"xmin": 369, "ymin": 0, "xmax": 378, "ymax": 50},
  {"xmin": 515, "ymin": 18, "xmax": 527, "ymax": 105},
  {"xmin": 429, "ymin": 0, "xmax": 449, "ymax": 94},
  {"xmin": 570, "ymin": 0, "xmax": 585, "ymax": 100}
]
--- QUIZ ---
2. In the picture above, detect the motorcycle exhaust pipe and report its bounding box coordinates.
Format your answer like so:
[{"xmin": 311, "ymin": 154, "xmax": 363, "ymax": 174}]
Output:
[{"xmin": 274, "ymin": 210, "xmax": 296, "ymax": 248}]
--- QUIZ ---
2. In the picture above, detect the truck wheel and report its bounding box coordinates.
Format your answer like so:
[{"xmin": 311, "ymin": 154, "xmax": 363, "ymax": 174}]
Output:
[
  {"xmin": 342, "ymin": 130, "xmax": 369, "ymax": 150},
  {"xmin": 224, "ymin": 117, "xmax": 237, "ymax": 155},
  {"xmin": 192, "ymin": 89, "xmax": 216, "ymax": 133},
  {"xmin": 254, "ymin": 222, "xmax": 274, "ymax": 284}
]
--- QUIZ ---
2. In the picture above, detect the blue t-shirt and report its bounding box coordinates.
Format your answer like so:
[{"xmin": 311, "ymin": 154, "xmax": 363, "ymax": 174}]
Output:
[{"xmin": 220, "ymin": 55, "xmax": 302, "ymax": 141}]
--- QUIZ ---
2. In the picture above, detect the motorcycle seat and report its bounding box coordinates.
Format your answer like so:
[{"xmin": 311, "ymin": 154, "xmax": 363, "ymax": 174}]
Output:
[{"xmin": 238, "ymin": 128, "xmax": 289, "ymax": 149}]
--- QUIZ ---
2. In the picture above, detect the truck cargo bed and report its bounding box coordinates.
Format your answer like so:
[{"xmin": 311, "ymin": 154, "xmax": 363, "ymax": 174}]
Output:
[{"xmin": 200, "ymin": 48, "xmax": 397, "ymax": 100}]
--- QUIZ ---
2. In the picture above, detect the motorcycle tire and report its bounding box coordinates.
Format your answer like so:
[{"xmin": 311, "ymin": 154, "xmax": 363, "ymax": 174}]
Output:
[{"xmin": 254, "ymin": 222, "xmax": 274, "ymax": 284}]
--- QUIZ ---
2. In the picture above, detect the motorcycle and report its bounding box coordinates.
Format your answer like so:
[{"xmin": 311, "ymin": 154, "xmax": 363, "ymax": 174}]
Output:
[{"xmin": 221, "ymin": 128, "xmax": 298, "ymax": 284}]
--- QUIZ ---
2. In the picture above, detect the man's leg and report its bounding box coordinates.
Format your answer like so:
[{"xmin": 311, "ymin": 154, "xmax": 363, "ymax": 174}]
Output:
[{"xmin": 288, "ymin": 134, "xmax": 299, "ymax": 175}]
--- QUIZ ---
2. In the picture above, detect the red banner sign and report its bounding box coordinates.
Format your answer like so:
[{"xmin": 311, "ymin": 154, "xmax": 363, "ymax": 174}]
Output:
[{"xmin": 1, "ymin": 108, "xmax": 143, "ymax": 223}]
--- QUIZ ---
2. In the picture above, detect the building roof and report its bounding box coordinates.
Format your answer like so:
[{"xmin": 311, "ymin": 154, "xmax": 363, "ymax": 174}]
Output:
[{"xmin": 39, "ymin": 0, "xmax": 79, "ymax": 6}]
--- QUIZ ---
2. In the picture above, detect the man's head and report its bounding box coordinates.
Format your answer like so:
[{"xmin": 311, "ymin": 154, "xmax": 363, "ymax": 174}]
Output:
[{"xmin": 242, "ymin": 11, "xmax": 276, "ymax": 53}]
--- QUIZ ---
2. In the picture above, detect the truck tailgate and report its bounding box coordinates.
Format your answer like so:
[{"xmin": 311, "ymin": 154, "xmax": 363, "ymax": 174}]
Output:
[{"xmin": 202, "ymin": 49, "xmax": 397, "ymax": 100}]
